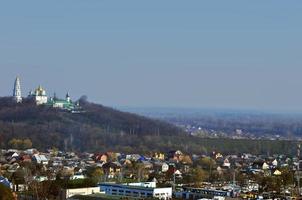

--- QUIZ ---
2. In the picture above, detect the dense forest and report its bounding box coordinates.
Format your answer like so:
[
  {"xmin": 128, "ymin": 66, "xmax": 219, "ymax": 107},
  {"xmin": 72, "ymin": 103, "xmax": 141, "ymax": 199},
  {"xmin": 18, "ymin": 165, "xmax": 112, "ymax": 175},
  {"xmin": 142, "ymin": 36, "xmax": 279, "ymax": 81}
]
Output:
[{"xmin": 0, "ymin": 97, "xmax": 299, "ymax": 155}]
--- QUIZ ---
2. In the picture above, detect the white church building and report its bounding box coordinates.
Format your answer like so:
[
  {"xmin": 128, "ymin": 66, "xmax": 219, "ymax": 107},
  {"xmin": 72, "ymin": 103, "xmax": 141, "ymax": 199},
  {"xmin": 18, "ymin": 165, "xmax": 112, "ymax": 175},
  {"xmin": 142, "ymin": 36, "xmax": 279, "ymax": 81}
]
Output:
[
  {"xmin": 12, "ymin": 76, "xmax": 82, "ymax": 112},
  {"xmin": 13, "ymin": 76, "xmax": 22, "ymax": 103},
  {"xmin": 28, "ymin": 85, "xmax": 48, "ymax": 105}
]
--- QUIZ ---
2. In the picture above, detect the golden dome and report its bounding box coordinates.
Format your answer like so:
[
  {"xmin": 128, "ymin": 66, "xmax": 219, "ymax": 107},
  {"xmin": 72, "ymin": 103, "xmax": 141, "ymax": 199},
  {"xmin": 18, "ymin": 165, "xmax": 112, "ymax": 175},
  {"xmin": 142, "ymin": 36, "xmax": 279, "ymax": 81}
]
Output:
[{"xmin": 34, "ymin": 85, "xmax": 46, "ymax": 96}]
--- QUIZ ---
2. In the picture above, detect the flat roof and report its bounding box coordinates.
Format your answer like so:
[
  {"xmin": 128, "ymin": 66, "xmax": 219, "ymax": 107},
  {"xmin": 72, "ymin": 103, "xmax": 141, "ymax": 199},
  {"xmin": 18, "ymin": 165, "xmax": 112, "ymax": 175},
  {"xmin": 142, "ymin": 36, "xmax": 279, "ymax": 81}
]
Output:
[{"xmin": 99, "ymin": 183, "xmax": 171, "ymax": 192}]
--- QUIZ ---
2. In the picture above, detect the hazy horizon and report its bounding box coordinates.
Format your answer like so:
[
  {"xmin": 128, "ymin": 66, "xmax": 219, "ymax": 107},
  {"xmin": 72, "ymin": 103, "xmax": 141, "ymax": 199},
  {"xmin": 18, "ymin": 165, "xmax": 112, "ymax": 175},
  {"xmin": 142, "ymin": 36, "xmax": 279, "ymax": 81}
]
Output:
[{"xmin": 1, "ymin": 1, "xmax": 302, "ymax": 112}]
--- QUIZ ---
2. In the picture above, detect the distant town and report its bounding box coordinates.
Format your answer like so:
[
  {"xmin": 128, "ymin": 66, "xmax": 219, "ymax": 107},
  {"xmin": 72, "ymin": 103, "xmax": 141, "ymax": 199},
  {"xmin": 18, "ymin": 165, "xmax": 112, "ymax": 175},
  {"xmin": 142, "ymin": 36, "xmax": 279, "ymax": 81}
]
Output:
[{"xmin": 121, "ymin": 107, "xmax": 302, "ymax": 141}]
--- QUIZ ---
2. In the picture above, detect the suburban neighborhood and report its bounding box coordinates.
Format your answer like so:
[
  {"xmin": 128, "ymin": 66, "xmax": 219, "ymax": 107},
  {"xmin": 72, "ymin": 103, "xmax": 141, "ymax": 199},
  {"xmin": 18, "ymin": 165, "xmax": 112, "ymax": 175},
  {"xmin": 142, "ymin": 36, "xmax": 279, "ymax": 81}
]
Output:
[{"xmin": 0, "ymin": 147, "xmax": 301, "ymax": 199}]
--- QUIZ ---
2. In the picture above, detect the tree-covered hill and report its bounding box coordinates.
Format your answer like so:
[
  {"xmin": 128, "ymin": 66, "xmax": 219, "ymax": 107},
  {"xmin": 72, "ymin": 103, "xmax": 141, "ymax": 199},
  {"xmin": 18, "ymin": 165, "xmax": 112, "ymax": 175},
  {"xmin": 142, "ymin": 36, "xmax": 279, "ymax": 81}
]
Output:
[
  {"xmin": 0, "ymin": 97, "xmax": 299, "ymax": 155},
  {"xmin": 0, "ymin": 97, "xmax": 185, "ymax": 152}
]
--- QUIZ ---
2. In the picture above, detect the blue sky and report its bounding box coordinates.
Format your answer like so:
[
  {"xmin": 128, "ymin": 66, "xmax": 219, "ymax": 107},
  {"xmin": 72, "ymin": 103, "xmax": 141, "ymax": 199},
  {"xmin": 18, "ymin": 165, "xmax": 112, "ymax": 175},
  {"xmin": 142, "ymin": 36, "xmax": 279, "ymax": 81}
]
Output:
[{"xmin": 0, "ymin": 1, "xmax": 302, "ymax": 111}]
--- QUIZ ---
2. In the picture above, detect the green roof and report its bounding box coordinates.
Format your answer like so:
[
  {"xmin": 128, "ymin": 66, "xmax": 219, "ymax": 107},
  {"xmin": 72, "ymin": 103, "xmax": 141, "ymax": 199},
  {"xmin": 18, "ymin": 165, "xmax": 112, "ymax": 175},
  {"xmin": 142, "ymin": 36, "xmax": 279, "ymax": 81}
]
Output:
[{"xmin": 44, "ymin": 98, "xmax": 81, "ymax": 112}]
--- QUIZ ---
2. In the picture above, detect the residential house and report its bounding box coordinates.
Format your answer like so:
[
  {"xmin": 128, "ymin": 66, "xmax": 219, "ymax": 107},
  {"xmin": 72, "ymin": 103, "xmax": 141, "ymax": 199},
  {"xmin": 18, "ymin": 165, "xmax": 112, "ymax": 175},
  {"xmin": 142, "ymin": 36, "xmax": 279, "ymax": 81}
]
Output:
[
  {"xmin": 32, "ymin": 154, "xmax": 48, "ymax": 165},
  {"xmin": 102, "ymin": 162, "xmax": 122, "ymax": 178}
]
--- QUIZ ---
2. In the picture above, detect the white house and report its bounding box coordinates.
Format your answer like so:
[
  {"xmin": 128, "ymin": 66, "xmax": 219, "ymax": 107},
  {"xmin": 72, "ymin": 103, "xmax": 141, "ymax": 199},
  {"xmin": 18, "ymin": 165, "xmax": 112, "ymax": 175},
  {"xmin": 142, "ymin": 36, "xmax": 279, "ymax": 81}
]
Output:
[
  {"xmin": 161, "ymin": 163, "xmax": 169, "ymax": 172},
  {"xmin": 70, "ymin": 174, "xmax": 85, "ymax": 180},
  {"xmin": 61, "ymin": 187, "xmax": 101, "ymax": 199},
  {"xmin": 262, "ymin": 162, "xmax": 269, "ymax": 170}
]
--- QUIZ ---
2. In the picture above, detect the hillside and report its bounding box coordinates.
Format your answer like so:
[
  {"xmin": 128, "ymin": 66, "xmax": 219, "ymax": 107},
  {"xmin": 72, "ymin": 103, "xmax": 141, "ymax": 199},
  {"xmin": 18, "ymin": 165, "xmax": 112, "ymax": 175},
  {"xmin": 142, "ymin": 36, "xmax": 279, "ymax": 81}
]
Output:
[
  {"xmin": 0, "ymin": 97, "xmax": 299, "ymax": 155},
  {"xmin": 0, "ymin": 97, "xmax": 183, "ymax": 152}
]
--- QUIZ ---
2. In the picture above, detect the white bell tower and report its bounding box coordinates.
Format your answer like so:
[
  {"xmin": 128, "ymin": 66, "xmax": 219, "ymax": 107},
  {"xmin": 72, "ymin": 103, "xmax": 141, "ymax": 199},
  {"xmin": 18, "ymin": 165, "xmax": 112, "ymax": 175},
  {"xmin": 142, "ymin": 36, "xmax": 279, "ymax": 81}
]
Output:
[
  {"xmin": 13, "ymin": 76, "xmax": 22, "ymax": 103},
  {"xmin": 66, "ymin": 92, "xmax": 71, "ymax": 103}
]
